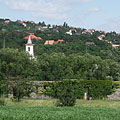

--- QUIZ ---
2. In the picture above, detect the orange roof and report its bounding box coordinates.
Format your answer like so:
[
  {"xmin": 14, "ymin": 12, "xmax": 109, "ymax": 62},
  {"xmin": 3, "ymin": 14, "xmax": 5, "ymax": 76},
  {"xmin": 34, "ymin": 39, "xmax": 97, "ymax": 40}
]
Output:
[
  {"xmin": 28, "ymin": 21, "xmax": 35, "ymax": 24},
  {"xmin": 98, "ymin": 34, "xmax": 105, "ymax": 38},
  {"xmin": 58, "ymin": 25, "xmax": 63, "ymax": 27},
  {"xmin": 58, "ymin": 40, "xmax": 64, "ymax": 42},
  {"xmin": 18, "ymin": 21, "xmax": 24, "ymax": 24},
  {"xmin": 24, "ymin": 34, "xmax": 42, "ymax": 40},
  {"xmin": 4, "ymin": 20, "xmax": 10, "ymax": 23},
  {"xmin": 88, "ymin": 29, "xmax": 95, "ymax": 32},
  {"xmin": 26, "ymin": 43, "xmax": 33, "ymax": 45}
]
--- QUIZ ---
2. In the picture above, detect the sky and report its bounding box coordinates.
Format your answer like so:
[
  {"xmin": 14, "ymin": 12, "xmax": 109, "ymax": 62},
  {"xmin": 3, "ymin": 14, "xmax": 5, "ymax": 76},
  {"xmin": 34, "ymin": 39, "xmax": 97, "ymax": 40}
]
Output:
[{"xmin": 0, "ymin": 0, "xmax": 120, "ymax": 33}]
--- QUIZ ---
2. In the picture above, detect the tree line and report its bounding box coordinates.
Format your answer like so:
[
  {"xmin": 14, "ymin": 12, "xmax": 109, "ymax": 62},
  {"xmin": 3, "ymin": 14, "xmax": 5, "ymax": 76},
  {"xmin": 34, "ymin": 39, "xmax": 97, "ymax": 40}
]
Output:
[{"xmin": 0, "ymin": 48, "xmax": 120, "ymax": 82}]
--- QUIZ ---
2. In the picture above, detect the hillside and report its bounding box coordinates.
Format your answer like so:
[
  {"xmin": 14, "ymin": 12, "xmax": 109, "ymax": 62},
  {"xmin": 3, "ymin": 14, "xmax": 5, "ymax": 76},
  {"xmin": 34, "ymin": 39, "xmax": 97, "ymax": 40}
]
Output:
[
  {"xmin": 0, "ymin": 18, "xmax": 120, "ymax": 61},
  {"xmin": 1, "ymin": 18, "xmax": 120, "ymax": 82}
]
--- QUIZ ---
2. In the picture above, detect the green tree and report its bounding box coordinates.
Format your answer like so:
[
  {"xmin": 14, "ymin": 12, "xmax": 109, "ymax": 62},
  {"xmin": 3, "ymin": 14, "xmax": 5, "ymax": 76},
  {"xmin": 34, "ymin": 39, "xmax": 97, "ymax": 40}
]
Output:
[{"xmin": 0, "ymin": 48, "xmax": 36, "ymax": 101}]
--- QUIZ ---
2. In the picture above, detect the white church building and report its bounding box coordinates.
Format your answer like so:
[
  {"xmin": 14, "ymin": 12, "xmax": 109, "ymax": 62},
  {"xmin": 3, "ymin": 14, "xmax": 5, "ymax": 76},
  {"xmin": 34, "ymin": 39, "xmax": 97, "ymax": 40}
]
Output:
[{"xmin": 26, "ymin": 36, "xmax": 35, "ymax": 59}]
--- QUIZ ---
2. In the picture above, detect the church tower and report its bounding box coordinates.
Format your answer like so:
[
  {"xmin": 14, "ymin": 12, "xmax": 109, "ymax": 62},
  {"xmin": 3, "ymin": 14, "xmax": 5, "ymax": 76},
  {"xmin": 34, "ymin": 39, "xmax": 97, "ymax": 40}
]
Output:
[{"xmin": 26, "ymin": 36, "xmax": 34, "ymax": 58}]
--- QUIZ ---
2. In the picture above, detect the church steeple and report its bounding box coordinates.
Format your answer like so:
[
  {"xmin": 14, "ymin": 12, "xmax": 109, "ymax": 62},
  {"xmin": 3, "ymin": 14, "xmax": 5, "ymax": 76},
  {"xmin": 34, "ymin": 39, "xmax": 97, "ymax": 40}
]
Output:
[
  {"xmin": 27, "ymin": 36, "xmax": 32, "ymax": 45},
  {"xmin": 25, "ymin": 36, "xmax": 34, "ymax": 58}
]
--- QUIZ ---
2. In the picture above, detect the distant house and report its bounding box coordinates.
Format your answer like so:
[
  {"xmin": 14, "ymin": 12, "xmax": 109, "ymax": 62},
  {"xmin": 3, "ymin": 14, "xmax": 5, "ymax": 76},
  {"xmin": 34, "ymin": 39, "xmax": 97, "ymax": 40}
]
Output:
[
  {"xmin": 97, "ymin": 30, "xmax": 107, "ymax": 34},
  {"xmin": 66, "ymin": 31, "xmax": 72, "ymax": 35},
  {"xmin": 35, "ymin": 26, "xmax": 43, "ymax": 31},
  {"xmin": 24, "ymin": 34, "xmax": 42, "ymax": 40},
  {"xmin": 82, "ymin": 29, "xmax": 95, "ymax": 35},
  {"xmin": 42, "ymin": 26, "xmax": 48, "ymax": 29},
  {"xmin": 17, "ymin": 21, "xmax": 27, "ymax": 27},
  {"xmin": 54, "ymin": 41, "xmax": 59, "ymax": 44},
  {"xmin": 49, "ymin": 26, "xmax": 53, "ymax": 29},
  {"xmin": 66, "ymin": 28, "xmax": 77, "ymax": 35},
  {"xmin": 17, "ymin": 21, "xmax": 24, "ymax": 24},
  {"xmin": 28, "ymin": 21, "xmax": 35, "ymax": 24},
  {"xmin": 108, "ymin": 41, "xmax": 120, "ymax": 49},
  {"xmin": 88, "ymin": 29, "xmax": 95, "ymax": 34},
  {"xmin": 82, "ymin": 29, "xmax": 87, "ymax": 34},
  {"xmin": 57, "ymin": 39, "xmax": 64, "ymax": 42},
  {"xmin": 98, "ymin": 35, "xmax": 105, "ymax": 40},
  {"xmin": 54, "ymin": 40, "xmax": 64, "ymax": 44},
  {"xmin": 22, "ymin": 23, "xmax": 27, "ymax": 27},
  {"xmin": 58, "ymin": 25, "xmax": 63, "ymax": 27},
  {"xmin": 44, "ymin": 39, "xmax": 64, "ymax": 45},
  {"xmin": 85, "ymin": 42, "xmax": 95, "ymax": 45},
  {"xmin": 44, "ymin": 40, "xmax": 55, "ymax": 45},
  {"xmin": 53, "ymin": 29, "xmax": 59, "ymax": 32},
  {"xmin": 88, "ymin": 29, "xmax": 95, "ymax": 33},
  {"xmin": 4, "ymin": 20, "xmax": 10, "ymax": 23},
  {"xmin": 112, "ymin": 44, "xmax": 120, "ymax": 49}
]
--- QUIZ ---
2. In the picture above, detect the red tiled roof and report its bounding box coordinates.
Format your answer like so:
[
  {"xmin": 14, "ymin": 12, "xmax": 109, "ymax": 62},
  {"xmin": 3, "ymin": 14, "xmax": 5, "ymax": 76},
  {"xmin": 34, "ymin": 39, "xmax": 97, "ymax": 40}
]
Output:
[
  {"xmin": 24, "ymin": 35, "xmax": 42, "ymax": 40},
  {"xmin": 4, "ymin": 20, "xmax": 10, "ymax": 23},
  {"xmin": 58, "ymin": 25, "xmax": 63, "ymax": 27},
  {"xmin": 26, "ymin": 43, "xmax": 33, "ymax": 45},
  {"xmin": 18, "ymin": 21, "xmax": 24, "ymax": 24},
  {"xmin": 98, "ymin": 34, "xmax": 105, "ymax": 38},
  {"xmin": 58, "ymin": 40, "xmax": 64, "ymax": 42}
]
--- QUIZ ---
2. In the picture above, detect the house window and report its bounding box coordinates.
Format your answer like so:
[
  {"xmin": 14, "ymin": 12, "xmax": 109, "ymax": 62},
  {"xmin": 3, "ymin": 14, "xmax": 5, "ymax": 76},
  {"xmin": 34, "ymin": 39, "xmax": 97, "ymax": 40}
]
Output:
[{"xmin": 28, "ymin": 47, "xmax": 30, "ymax": 51}]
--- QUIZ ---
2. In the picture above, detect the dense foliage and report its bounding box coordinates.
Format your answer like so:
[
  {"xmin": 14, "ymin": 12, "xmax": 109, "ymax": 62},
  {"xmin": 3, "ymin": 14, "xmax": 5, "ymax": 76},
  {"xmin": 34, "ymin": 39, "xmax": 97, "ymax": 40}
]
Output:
[
  {"xmin": 50, "ymin": 80, "xmax": 77, "ymax": 106},
  {"xmin": 45, "ymin": 80, "xmax": 114, "ymax": 100},
  {"xmin": 0, "ymin": 48, "xmax": 120, "ymax": 82},
  {"xmin": 0, "ymin": 18, "xmax": 120, "ymax": 100},
  {"xmin": 0, "ymin": 48, "xmax": 36, "ymax": 100}
]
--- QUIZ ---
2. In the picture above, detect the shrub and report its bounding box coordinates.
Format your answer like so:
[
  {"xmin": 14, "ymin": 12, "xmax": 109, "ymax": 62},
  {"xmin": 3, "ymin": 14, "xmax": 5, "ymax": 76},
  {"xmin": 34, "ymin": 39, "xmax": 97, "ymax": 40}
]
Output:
[
  {"xmin": 56, "ymin": 80, "xmax": 77, "ymax": 106},
  {"xmin": 45, "ymin": 80, "xmax": 77, "ymax": 106}
]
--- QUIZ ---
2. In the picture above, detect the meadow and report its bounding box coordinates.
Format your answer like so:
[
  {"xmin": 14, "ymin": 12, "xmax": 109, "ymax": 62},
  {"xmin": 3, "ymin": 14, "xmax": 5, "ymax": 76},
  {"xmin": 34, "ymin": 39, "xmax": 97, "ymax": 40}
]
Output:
[{"xmin": 0, "ymin": 99, "xmax": 120, "ymax": 120}]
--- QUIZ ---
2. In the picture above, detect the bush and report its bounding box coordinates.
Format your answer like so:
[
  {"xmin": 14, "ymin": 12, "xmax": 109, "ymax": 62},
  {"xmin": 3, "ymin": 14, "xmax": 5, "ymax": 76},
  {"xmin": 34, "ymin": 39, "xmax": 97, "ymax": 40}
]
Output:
[
  {"xmin": 45, "ymin": 80, "xmax": 77, "ymax": 106},
  {"xmin": 56, "ymin": 80, "xmax": 77, "ymax": 106}
]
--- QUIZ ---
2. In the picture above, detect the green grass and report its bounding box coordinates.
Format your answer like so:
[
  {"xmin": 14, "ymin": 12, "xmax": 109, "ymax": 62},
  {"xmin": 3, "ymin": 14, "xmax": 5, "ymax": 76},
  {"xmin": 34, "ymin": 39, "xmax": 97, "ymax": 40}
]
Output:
[
  {"xmin": 4, "ymin": 99, "xmax": 120, "ymax": 108},
  {"xmin": 0, "ymin": 99, "xmax": 120, "ymax": 120},
  {"xmin": 5, "ymin": 98, "xmax": 57, "ymax": 107},
  {"xmin": 0, "ymin": 106, "xmax": 120, "ymax": 120}
]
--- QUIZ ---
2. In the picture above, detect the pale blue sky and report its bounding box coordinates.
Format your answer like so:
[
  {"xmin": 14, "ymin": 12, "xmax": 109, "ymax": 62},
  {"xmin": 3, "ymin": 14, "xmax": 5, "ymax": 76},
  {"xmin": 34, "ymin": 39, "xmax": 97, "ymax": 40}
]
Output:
[{"xmin": 0, "ymin": 0, "xmax": 120, "ymax": 32}]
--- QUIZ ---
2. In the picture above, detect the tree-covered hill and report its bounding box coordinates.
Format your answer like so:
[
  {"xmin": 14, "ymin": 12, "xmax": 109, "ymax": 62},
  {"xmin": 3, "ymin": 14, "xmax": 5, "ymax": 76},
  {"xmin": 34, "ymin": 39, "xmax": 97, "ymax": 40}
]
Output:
[
  {"xmin": 0, "ymin": 18, "xmax": 120, "ymax": 61},
  {"xmin": 1, "ymin": 18, "xmax": 120, "ymax": 81}
]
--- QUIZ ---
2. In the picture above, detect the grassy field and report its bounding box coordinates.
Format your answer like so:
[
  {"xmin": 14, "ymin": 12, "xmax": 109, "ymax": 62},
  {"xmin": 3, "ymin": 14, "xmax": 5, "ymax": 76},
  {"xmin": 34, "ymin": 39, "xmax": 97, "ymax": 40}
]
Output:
[
  {"xmin": 4, "ymin": 99, "xmax": 120, "ymax": 108},
  {"xmin": 0, "ymin": 99, "xmax": 120, "ymax": 120}
]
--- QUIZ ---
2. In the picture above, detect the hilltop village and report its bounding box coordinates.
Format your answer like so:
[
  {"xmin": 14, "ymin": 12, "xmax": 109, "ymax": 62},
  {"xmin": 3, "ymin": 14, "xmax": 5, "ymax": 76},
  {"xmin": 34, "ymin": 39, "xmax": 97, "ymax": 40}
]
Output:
[
  {"xmin": 1, "ymin": 18, "xmax": 120, "ymax": 82},
  {"xmin": 1, "ymin": 18, "xmax": 120, "ymax": 53}
]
